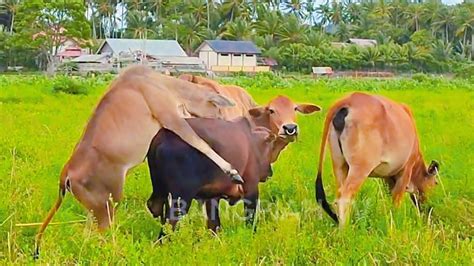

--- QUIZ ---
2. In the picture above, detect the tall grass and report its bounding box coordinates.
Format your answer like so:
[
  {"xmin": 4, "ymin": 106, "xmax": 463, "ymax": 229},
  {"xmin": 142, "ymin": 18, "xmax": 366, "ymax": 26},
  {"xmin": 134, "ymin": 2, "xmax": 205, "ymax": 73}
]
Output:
[{"xmin": 0, "ymin": 74, "xmax": 473, "ymax": 264}]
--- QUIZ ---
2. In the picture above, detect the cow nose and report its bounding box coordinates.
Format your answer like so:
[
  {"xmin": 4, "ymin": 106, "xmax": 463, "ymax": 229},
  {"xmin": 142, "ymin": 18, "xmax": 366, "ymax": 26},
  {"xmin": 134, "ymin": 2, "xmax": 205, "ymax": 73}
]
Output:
[{"xmin": 283, "ymin": 124, "xmax": 298, "ymax": 136}]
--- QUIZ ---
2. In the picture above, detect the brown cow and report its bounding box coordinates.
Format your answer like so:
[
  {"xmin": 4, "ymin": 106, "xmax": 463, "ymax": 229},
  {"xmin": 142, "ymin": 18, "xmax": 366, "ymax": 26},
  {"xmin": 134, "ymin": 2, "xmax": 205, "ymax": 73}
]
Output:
[
  {"xmin": 146, "ymin": 118, "xmax": 277, "ymax": 236},
  {"xmin": 315, "ymin": 92, "xmax": 439, "ymax": 226},
  {"xmin": 179, "ymin": 74, "xmax": 257, "ymax": 119},
  {"xmin": 34, "ymin": 66, "xmax": 241, "ymax": 257},
  {"xmin": 179, "ymin": 74, "xmax": 322, "ymax": 160}
]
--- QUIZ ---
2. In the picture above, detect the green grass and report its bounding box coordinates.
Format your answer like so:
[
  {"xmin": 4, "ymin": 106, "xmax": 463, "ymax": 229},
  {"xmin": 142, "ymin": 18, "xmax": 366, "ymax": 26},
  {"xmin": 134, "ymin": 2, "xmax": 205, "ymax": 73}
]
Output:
[{"xmin": 0, "ymin": 74, "xmax": 473, "ymax": 264}]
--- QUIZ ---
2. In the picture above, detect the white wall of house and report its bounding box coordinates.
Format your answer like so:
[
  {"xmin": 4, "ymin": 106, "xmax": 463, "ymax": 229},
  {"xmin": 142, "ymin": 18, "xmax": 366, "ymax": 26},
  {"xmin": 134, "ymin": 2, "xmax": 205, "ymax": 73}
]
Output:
[
  {"xmin": 243, "ymin": 54, "xmax": 257, "ymax": 66},
  {"xmin": 218, "ymin": 53, "xmax": 231, "ymax": 66},
  {"xmin": 231, "ymin": 54, "xmax": 243, "ymax": 66},
  {"xmin": 198, "ymin": 43, "xmax": 218, "ymax": 69},
  {"xmin": 197, "ymin": 43, "xmax": 259, "ymax": 69}
]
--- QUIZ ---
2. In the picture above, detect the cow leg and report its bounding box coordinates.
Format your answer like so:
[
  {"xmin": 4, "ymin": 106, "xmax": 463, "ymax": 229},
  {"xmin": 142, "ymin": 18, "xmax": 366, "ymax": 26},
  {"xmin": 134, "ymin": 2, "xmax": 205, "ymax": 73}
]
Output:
[
  {"xmin": 391, "ymin": 162, "xmax": 415, "ymax": 207},
  {"xmin": 147, "ymin": 193, "xmax": 166, "ymax": 219},
  {"xmin": 337, "ymin": 166, "xmax": 372, "ymax": 227},
  {"xmin": 69, "ymin": 178, "xmax": 116, "ymax": 230},
  {"xmin": 205, "ymin": 199, "xmax": 221, "ymax": 233},
  {"xmin": 162, "ymin": 118, "xmax": 243, "ymax": 183},
  {"xmin": 141, "ymin": 87, "xmax": 242, "ymax": 183},
  {"xmin": 329, "ymin": 130, "xmax": 349, "ymax": 198},
  {"xmin": 244, "ymin": 191, "xmax": 259, "ymax": 231},
  {"xmin": 166, "ymin": 195, "xmax": 192, "ymax": 231}
]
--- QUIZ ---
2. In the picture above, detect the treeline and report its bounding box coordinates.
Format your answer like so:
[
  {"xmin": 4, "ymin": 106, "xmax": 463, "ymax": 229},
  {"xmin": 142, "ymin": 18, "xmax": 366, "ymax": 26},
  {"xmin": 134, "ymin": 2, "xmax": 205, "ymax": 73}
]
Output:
[{"xmin": 0, "ymin": 0, "xmax": 473, "ymax": 73}]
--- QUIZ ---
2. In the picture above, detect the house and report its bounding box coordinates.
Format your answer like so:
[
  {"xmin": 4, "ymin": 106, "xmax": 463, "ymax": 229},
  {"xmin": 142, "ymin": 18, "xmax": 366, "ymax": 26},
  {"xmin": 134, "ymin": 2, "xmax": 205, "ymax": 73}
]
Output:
[
  {"xmin": 70, "ymin": 54, "xmax": 113, "ymax": 74},
  {"xmin": 32, "ymin": 27, "xmax": 91, "ymax": 63},
  {"xmin": 97, "ymin": 38, "xmax": 187, "ymax": 58},
  {"xmin": 195, "ymin": 40, "xmax": 270, "ymax": 73},
  {"xmin": 347, "ymin": 38, "xmax": 377, "ymax": 47}
]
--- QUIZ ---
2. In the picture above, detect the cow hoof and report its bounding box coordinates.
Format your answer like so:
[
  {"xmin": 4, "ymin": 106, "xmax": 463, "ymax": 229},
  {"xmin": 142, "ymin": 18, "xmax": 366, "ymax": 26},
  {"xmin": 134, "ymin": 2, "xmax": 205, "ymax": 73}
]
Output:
[{"xmin": 230, "ymin": 171, "xmax": 244, "ymax": 184}]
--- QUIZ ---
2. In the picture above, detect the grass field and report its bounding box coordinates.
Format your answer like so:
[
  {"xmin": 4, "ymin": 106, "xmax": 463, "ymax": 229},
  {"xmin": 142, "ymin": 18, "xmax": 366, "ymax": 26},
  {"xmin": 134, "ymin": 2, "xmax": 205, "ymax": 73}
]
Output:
[{"xmin": 0, "ymin": 74, "xmax": 473, "ymax": 264}]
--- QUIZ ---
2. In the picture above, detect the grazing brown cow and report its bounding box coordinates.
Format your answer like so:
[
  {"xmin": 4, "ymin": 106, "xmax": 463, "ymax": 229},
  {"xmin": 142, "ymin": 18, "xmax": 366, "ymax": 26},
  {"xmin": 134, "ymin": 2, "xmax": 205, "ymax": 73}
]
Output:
[
  {"xmin": 315, "ymin": 92, "xmax": 439, "ymax": 226},
  {"xmin": 34, "ymin": 66, "xmax": 241, "ymax": 257},
  {"xmin": 179, "ymin": 74, "xmax": 322, "ymax": 159},
  {"xmin": 146, "ymin": 117, "xmax": 277, "ymax": 237},
  {"xmin": 179, "ymin": 74, "xmax": 257, "ymax": 119}
]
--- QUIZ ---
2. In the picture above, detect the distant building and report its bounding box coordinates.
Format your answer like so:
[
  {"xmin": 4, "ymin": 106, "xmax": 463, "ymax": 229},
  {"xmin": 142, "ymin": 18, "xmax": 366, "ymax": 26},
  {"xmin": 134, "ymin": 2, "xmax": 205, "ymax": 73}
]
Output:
[
  {"xmin": 195, "ymin": 40, "xmax": 270, "ymax": 73},
  {"xmin": 97, "ymin": 38, "xmax": 187, "ymax": 58},
  {"xmin": 347, "ymin": 38, "xmax": 377, "ymax": 47},
  {"xmin": 70, "ymin": 38, "xmax": 206, "ymax": 75}
]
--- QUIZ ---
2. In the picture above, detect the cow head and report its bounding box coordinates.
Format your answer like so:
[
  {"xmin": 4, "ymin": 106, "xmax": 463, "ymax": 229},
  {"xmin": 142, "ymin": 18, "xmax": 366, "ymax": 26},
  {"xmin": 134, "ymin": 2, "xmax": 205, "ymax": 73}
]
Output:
[
  {"xmin": 180, "ymin": 90, "xmax": 235, "ymax": 119},
  {"xmin": 248, "ymin": 95, "xmax": 321, "ymax": 142},
  {"xmin": 409, "ymin": 160, "xmax": 439, "ymax": 203},
  {"xmin": 252, "ymin": 127, "xmax": 277, "ymax": 182}
]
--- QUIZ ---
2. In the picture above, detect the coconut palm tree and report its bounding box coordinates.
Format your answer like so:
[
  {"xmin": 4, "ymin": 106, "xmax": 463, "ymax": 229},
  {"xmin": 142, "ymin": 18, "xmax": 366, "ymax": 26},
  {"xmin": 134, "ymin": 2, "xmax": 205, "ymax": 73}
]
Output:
[
  {"xmin": 221, "ymin": 19, "xmax": 253, "ymax": 40},
  {"xmin": 405, "ymin": 4, "xmax": 426, "ymax": 32},
  {"xmin": 277, "ymin": 14, "xmax": 308, "ymax": 44},
  {"xmin": 255, "ymin": 11, "xmax": 281, "ymax": 40},
  {"xmin": 282, "ymin": 0, "xmax": 307, "ymax": 20},
  {"xmin": 3, "ymin": 0, "xmax": 19, "ymax": 34},
  {"xmin": 126, "ymin": 9, "xmax": 155, "ymax": 39},
  {"xmin": 433, "ymin": 7, "xmax": 457, "ymax": 44}
]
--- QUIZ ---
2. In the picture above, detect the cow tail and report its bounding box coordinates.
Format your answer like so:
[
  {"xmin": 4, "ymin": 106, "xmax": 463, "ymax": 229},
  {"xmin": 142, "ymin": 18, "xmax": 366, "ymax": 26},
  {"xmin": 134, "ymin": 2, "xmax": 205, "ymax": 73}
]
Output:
[
  {"xmin": 315, "ymin": 105, "xmax": 341, "ymax": 224},
  {"xmin": 34, "ymin": 168, "xmax": 69, "ymax": 259}
]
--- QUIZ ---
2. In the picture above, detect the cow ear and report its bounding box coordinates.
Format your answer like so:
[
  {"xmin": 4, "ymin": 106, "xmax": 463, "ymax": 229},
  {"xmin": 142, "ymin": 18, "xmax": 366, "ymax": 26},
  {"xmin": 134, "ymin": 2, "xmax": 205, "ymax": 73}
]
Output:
[
  {"xmin": 248, "ymin": 107, "xmax": 265, "ymax": 117},
  {"xmin": 208, "ymin": 94, "xmax": 235, "ymax": 107},
  {"xmin": 296, "ymin": 104, "xmax": 321, "ymax": 114},
  {"xmin": 427, "ymin": 160, "xmax": 439, "ymax": 176}
]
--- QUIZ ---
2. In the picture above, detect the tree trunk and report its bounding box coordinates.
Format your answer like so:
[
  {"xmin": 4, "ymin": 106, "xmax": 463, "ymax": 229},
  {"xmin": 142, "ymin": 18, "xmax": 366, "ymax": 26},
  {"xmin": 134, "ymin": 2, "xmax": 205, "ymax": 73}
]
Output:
[
  {"xmin": 46, "ymin": 53, "xmax": 56, "ymax": 77},
  {"xmin": 9, "ymin": 13, "xmax": 14, "ymax": 34},
  {"xmin": 471, "ymin": 32, "xmax": 474, "ymax": 60}
]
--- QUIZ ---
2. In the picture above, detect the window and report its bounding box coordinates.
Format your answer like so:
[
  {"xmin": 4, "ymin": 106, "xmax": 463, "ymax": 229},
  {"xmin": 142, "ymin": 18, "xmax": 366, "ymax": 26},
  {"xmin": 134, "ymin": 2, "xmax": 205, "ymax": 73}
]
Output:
[
  {"xmin": 245, "ymin": 54, "xmax": 254, "ymax": 57},
  {"xmin": 234, "ymin": 54, "xmax": 241, "ymax": 57},
  {"xmin": 221, "ymin": 53, "xmax": 229, "ymax": 56}
]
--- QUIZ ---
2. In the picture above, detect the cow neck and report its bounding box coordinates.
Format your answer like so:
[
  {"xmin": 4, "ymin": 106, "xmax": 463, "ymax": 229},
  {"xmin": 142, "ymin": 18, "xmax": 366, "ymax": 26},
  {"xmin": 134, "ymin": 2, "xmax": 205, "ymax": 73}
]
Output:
[{"xmin": 245, "ymin": 115, "xmax": 290, "ymax": 163}]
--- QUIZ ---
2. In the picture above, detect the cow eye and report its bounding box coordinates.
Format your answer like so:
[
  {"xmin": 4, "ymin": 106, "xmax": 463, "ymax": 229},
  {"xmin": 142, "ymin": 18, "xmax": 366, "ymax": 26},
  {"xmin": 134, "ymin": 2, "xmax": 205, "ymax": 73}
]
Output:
[{"xmin": 268, "ymin": 109, "xmax": 275, "ymax": 114}]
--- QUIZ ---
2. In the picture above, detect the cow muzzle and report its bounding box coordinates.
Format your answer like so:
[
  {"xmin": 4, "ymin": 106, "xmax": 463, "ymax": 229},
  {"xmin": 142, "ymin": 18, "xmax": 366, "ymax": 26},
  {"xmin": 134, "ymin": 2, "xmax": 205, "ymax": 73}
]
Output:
[{"xmin": 282, "ymin": 124, "xmax": 298, "ymax": 136}]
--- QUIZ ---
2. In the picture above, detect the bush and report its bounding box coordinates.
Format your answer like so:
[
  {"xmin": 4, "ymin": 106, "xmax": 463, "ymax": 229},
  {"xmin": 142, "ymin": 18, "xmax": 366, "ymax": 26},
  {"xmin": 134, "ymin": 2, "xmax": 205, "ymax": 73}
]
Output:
[
  {"xmin": 454, "ymin": 64, "xmax": 474, "ymax": 80},
  {"xmin": 411, "ymin": 73, "xmax": 429, "ymax": 82},
  {"xmin": 52, "ymin": 76, "xmax": 88, "ymax": 95}
]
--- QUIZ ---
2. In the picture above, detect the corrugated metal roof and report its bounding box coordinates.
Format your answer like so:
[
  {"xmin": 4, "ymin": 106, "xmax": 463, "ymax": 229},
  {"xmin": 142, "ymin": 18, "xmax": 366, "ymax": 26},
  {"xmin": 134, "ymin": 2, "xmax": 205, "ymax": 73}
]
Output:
[
  {"xmin": 98, "ymin": 38, "xmax": 187, "ymax": 57},
  {"xmin": 72, "ymin": 54, "xmax": 109, "ymax": 63},
  {"xmin": 199, "ymin": 40, "xmax": 261, "ymax": 54}
]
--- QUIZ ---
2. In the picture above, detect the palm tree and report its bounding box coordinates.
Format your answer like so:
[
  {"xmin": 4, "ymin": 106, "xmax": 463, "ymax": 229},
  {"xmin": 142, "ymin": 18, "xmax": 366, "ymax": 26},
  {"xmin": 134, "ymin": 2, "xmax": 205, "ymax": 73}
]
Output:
[
  {"xmin": 277, "ymin": 14, "xmax": 308, "ymax": 44},
  {"xmin": 316, "ymin": 2, "xmax": 332, "ymax": 30},
  {"xmin": 221, "ymin": 19, "xmax": 253, "ymax": 40},
  {"xmin": 220, "ymin": 0, "xmax": 246, "ymax": 22},
  {"xmin": 433, "ymin": 7, "xmax": 457, "ymax": 44},
  {"xmin": 335, "ymin": 22, "xmax": 352, "ymax": 42},
  {"xmin": 3, "ymin": 0, "xmax": 20, "ymax": 34},
  {"xmin": 405, "ymin": 4, "xmax": 426, "ymax": 32},
  {"xmin": 126, "ymin": 10, "xmax": 155, "ymax": 39},
  {"xmin": 282, "ymin": 0, "xmax": 307, "ymax": 20},
  {"xmin": 178, "ymin": 14, "xmax": 206, "ymax": 54},
  {"xmin": 455, "ymin": 8, "xmax": 474, "ymax": 58},
  {"xmin": 255, "ymin": 11, "xmax": 281, "ymax": 40}
]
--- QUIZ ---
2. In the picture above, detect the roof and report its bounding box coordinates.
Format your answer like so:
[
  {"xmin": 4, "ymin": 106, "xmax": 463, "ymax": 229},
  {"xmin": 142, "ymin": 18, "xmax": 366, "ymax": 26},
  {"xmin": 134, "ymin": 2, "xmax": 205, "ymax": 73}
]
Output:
[
  {"xmin": 72, "ymin": 54, "xmax": 109, "ymax": 63},
  {"xmin": 57, "ymin": 48, "xmax": 82, "ymax": 58},
  {"xmin": 197, "ymin": 40, "xmax": 261, "ymax": 54},
  {"xmin": 348, "ymin": 38, "xmax": 377, "ymax": 47},
  {"xmin": 98, "ymin": 38, "xmax": 187, "ymax": 57}
]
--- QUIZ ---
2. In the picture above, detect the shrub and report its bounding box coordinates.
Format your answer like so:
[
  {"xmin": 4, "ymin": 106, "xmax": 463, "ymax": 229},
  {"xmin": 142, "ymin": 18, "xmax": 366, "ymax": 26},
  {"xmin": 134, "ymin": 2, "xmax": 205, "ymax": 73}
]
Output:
[
  {"xmin": 411, "ymin": 73, "xmax": 429, "ymax": 82},
  {"xmin": 52, "ymin": 76, "xmax": 88, "ymax": 95},
  {"xmin": 454, "ymin": 64, "xmax": 474, "ymax": 80}
]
